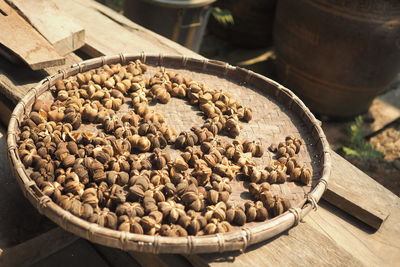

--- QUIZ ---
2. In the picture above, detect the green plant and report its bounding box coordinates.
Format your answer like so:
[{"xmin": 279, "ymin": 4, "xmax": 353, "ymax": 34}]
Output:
[
  {"xmin": 342, "ymin": 116, "xmax": 383, "ymax": 160},
  {"xmin": 211, "ymin": 7, "xmax": 234, "ymax": 26}
]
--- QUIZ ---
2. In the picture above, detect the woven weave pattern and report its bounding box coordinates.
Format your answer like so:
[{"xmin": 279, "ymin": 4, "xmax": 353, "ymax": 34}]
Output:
[
  {"xmin": 151, "ymin": 67, "xmax": 319, "ymax": 208},
  {"xmin": 7, "ymin": 54, "xmax": 330, "ymax": 253}
]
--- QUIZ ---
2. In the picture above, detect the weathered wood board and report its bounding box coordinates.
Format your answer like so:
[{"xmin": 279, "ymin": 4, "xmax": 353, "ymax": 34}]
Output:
[
  {"xmin": 0, "ymin": 0, "xmax": 64, "ymax": 70},
  {"xmin": 185, "ymin": 218, "xmax": 363, "ymax": 267},
  {"xmin": 128, "ymin": 251, "xmax": 190, "ymax": 267},
  {"xmin": 31, "ymin": 239, "xmax": 110, "ymax": 267},
  {"xmin": 8, "ymin": 0, "xmax": 85, "ymax": 56},
  {"xmin": 306, "ymin": 200, "xmax": 400, "ymax": 267},
  {"xmin": 0, "ymin": 53, "xmax": 82, "ymax": 105},
  {"xmin": 77, "ymin": 0, "xmax": 201, "ymax": 59},
  {"xmin": 51, "ymin": 0, "xmax": 201, "ymax": 59},
  {"xmin": 0, "ymin": 228, "xmax": 78, "ymax": 267},
  {"xmin": 323, "ymin": 151, "xmax": 390, "ymax": 229},
  {"xmin": 92, "ymin": 244, "xmax": 141, "ymax": 267}
]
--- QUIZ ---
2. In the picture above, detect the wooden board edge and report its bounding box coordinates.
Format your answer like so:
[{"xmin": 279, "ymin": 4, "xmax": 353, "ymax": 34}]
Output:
[
  {"xmin": 0, "ymin": 92, "xmax": 14, "ymax": 127},
  {"xmin": 52, "ymin": 27, "xmax": 86, "ymax": 56},
  {"xmin": 0, "ymin": 227, "xmax": 79, "ymax": 266},
  {"xmin": 323, "ymin": 186, "xmax": 389, "ymax": 230},
  {"xmin": 184, "ymin": 254, "xmax": 210, "ymax": 267},
  {"xmin": 30, "ymin": 57, "xmax": 65, "ymax": 70}
]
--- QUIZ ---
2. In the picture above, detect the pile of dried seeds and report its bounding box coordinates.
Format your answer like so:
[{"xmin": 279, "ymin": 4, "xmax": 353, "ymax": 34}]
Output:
[{"xmin": 17, "ymin": 60, "xmax": 312, "ymax": 237}]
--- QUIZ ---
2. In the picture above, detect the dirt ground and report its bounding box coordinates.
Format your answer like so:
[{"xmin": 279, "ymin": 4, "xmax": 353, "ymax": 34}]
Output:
[{"xmin": 200, "ymin": 33, "xmax": 400, "ymax": 197}]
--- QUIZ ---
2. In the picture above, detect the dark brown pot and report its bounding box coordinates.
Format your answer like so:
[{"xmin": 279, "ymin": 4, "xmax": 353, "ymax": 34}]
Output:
[
  {"xmin": 274, "ymin": 0, "xmax": 400, "ymax": 118},
  {"xmin": 208, "ymin": 0, "xmax": 277, "ymax": 48}
]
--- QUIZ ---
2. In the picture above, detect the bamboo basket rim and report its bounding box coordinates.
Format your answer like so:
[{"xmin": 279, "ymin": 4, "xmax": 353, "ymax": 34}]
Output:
[{"xmin": 7, "ymin": 53, "xmax": 331, "ymax": 254}]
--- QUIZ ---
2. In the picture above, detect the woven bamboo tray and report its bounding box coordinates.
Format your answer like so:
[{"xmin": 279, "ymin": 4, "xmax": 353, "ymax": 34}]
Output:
[{"xmin": 7, "ymin": 54, "xmax": 331, "ymax": 254}]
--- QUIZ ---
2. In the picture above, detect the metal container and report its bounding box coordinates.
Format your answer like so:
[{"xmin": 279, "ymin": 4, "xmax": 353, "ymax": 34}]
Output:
[
  {"xmin": 124, "ymin": 0, "xmax": 216, "ymax": 52},
  {"xmin": 274, "ymin": 0, "xmax": 400, "ymax": 118}
]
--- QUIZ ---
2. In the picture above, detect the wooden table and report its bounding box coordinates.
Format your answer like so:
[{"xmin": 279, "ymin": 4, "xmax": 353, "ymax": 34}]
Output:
[{"xmin": 0, "ymin": 0, "xmax": 399, "ymax": 266}]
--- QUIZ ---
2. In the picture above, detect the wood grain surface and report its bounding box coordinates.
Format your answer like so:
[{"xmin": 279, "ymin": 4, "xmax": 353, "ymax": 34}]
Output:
[
  {"xmin": 0, "ymin": 228, "xmax": 78, "ymax": 267},
  {"xmin": 51, "ymin": 0, "xmax": 202, "ymax": 59},
  {"xmin": 186, "ymin": 219, "xmax": 364, "ymax": 266},
  {"xmin": 8, "ymin": 0, "xmax": 85, "ymax": 56},
  {"xmin": 0, "ymin": 0, "xmax": 64, "ymax": 70},
  {"xmin": 0, "ymin": 52, "xmax": 82, "ymax": 105},
  {"xmin": 323, "ymin": 152, "xmax": 390, "ymax": 229},
  {"xmin": 77, "ymin": 0, "xmax": 201, "ymax": 59}
]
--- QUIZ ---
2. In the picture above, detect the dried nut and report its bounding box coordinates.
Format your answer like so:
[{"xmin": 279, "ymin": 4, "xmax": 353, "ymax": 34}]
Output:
[
  {"xmin": 207, "ymin": 189, "xmax": 230, "ymax": 205},
  {"xmin": 62, "ymin": 154, "xmax": 75, "ymax": 167},
  {"xmin": 158, "ymin": 201, "xmax": 185, "ymax": 224},
  {"xmin": 272, "ymin": 197, "xmax": 285, "ymax": 217},
  {"xmin": 175, "ymin": 131, "xmax": 198, "ymax": 149},
  {"xmin": 140, "ymin": 216, "xmax": 160, "ymax": 235},
  {"xmin": 243, "ymin": 140, "xmax": 264, "ymax": 157},
  {"xmin": 205, "ymin": 202, "xmax": 227, "ymax": 222},
  {"xmin": 204, "ymin": 219, "xmax": 231, "ymax": 235},
  {"xmin": 260, "ymin": 191, "xmax": 275, "ymax": 209},
  {"xmin": 151, "ymin": 148, "xmax": 170, "ymax": 169},
  {"xmin": 82, "ymin": 103, "xmax": 98, "ymax": 122},
  {"xmin": 242, "ymin": 107, "xmax": 252, "ymax": 122},
  {"xmin": 300, "ymin": 167, "xmax": 312, "ymax": 185},
  {"xmin": 159, "ymin": 224, "xmax": 188, "ymax": 237},
  {"xmin": 136, "ymin": 136, "xmax": 151, "ymax": 152},
  {"xmin": 97, "ymin": 209, "xmax": 118, "ymax": 229},
  {"xmin": 129, "ymin": 185, "xmax": 145, "ymax": 200},
  {"xmin": 173, "ymin": 155, "xmax": 188, "ymax": 171},
  {"xmin": 226, "ymin": 205, "xmax": 246, "ymax": 226}
]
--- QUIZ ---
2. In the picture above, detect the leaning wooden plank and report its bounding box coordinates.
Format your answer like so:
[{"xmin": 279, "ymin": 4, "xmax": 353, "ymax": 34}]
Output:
[
  {"xmin": 30, "ymin": 239, "xmax": 110, "ymax": 267},
  {"xmin": 322, "ymin": 151, "xmax": 390, "ymax": 229},
  {"xmin": 186, "ymin": 220, "xmax": 363, "ymax": 267},
  {"xmin": 77, "ymin": 0, "xmax": 201, "ymax": 59},
  {"xmin": 51, "ymin": 0, "xmax": 202, "ymax": 58},
  {"xmin": 127, "ymin": 250, "xmax": 192, "ymax": 267},
  {"xmin": 0, "ymin": 52, "xmax": 82, "ymax": 107},
  {"xmin": 0, "ymin": 228, "xmax": 79, "ymax": 267},
  {"xmin": 7, "ymin": 0, "xmax": 85, "ymax": 56},
  {"xmin": 91, "ymin": 244, "xmax": 141, "ymax": 267},
  {"xmin": 0, "ymin": 94, "xmax": 12, "ymax": 127},
  {"xmin": 0, "ymin": 0, "xmax": 64, "ymax": 70}
]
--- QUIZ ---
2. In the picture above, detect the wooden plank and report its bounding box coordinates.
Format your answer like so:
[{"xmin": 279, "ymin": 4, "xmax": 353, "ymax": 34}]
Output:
[
  {"xmin": 0, "ymin": 52, "xmax": 82, "ymax": 105},
  {"xmin": 322, "ymin": 151, "xmax": 391, "ymax": 229},
  {"xmin": 91, "ymin": 244, "xmax": 141, "ymax": 267},
  {"xmin": 30, "ymin": 239, "xmax": 110, "ymax": 267},
  {"xmin": 0, "ymin": 0, "xmax": 64, "ymax": 70},
  {"xmin": 51, "ymin": 0, "xmax": 202, "ymax": 59},
  {"xmin": 306, "ymin": 199, "xmax": 400, "ymax": 267},
  {"xmin": 0, "ymin": 228, "xmax": 79, "ymax": 267},
  {"xmin": 128, "ymin": 251, "xmax": 171, "ymax": 267},
  {"xmin": 127, "ymin": 250, "xmax": 192, "ymax": 267},
  {"xmin": 0, "ymin": 94, "xmax": 12, "ymax": 127},
  {"xmin": 78, "ymin": 0, "xmax": 201, "ymax": 59},
  {"xmin": 190, "ymin": 191, "xmax": 399, "ymax": 266},
  {"xmin": 186, "ymin": 218, "xmax": 363, "ymax": 267},
  {"xmin": 8, "ymin": 0, "xmax": 85, "ymax": 56}
]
